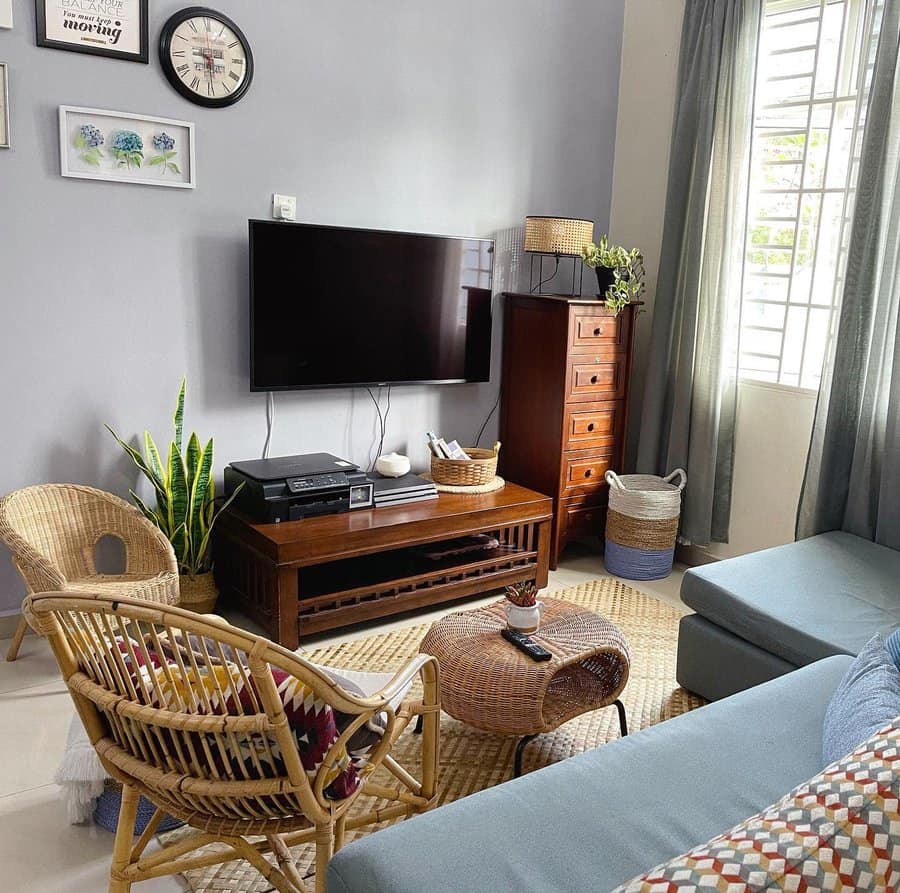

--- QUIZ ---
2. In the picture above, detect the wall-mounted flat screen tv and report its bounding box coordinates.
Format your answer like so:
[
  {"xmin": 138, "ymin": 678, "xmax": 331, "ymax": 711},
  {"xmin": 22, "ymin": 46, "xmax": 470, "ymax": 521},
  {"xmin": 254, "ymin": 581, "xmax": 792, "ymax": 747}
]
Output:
[{"xmin": 249, "ymin": 220, "xmax": 494, "ymax": 390}]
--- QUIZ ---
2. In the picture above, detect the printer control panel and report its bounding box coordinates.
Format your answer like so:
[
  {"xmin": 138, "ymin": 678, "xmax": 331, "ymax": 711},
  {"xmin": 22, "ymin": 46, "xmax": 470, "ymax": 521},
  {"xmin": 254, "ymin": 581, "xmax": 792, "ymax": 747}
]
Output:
[{"xmin": 286, "ymin": 473, "xmax": 347, "ymax": 494}]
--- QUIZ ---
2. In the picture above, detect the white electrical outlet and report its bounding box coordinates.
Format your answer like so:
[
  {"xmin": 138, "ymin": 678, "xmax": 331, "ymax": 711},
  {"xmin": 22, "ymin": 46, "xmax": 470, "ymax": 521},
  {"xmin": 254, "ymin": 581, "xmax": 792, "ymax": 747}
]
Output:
[{"xmin": 272, "ymin": 194, "xmax": 297, "ymax": 221}]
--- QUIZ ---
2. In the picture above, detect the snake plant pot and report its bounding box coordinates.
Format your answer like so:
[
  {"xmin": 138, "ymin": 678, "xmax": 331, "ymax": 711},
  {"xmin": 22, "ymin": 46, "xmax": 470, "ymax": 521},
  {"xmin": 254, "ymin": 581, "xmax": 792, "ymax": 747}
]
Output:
[{"xmin": 178, "ymin": 571, "xmax": 219, "ymax": 613}]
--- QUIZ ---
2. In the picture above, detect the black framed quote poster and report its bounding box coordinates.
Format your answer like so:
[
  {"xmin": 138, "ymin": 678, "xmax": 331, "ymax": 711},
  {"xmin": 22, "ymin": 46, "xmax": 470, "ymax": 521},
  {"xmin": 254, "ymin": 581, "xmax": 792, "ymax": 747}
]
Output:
[{"xmin": 36, "ymin": 0, "xmax": 149, "ymax": 62}]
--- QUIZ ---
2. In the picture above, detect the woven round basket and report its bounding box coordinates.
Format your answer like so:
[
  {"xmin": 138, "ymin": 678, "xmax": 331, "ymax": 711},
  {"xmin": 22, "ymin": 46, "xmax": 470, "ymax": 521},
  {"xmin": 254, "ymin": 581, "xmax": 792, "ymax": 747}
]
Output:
[
  {"xmin": 430, "ymin": 442, "xmax": 500, "ymax": 487},
  {"xmin": 604, "ymin": 469, "xmax": 686, "ymax": 581},
  {"xmin": 94, "ymin": 779, "xmax": 184, "ymax": 835},
  {"xmin": 178, "ymin": 571, "xmax": 219, "ymax": 613}
]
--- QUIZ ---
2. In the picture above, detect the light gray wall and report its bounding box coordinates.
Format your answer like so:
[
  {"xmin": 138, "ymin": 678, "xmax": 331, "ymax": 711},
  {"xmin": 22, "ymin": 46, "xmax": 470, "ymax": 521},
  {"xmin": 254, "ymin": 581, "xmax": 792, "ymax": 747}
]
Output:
[{"xmin": 0, "ymin": 0, "xmax": 624, "ymax": 614}]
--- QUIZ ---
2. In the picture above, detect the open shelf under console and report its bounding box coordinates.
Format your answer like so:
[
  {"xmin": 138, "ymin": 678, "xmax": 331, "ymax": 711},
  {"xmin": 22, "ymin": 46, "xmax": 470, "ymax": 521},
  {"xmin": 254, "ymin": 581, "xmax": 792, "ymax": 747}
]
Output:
[{"xmin": 213, "ymin": 482, "xmax": 553, "ymax": 648}]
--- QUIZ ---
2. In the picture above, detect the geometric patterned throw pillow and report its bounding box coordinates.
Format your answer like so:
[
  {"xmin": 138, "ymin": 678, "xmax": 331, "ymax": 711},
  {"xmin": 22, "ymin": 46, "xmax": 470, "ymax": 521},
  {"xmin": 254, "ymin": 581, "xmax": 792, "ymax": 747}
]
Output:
[
  {"xmin": 611, "ymin": 717, "xmax": 900, "ymax": 892},
  {"xmin": 115, "ymin": 633, "xmax": 360, "ymax": 800}
]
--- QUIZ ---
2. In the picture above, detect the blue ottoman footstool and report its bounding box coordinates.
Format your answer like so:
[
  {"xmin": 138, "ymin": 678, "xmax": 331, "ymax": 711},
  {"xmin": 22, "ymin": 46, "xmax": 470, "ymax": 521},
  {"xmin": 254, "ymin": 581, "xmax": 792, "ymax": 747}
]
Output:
[{"xmin": 676, "ymin": 531, "xmax": 900, "ymax": 700}]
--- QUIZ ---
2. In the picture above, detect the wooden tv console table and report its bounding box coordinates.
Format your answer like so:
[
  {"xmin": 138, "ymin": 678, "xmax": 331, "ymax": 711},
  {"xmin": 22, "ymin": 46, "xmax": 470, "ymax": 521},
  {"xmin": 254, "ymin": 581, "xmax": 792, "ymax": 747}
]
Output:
[{"xmin": 213, "ymin": 482, "xmax": 553, "ymax": 648}]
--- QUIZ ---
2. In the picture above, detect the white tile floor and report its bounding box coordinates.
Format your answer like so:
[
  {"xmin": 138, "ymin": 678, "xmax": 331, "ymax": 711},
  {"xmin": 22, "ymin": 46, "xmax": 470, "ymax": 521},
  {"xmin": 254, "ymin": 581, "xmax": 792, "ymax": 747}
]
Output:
[{"xmin": 0, "ymin": 544, "xmax": 686, "ymax": 892}]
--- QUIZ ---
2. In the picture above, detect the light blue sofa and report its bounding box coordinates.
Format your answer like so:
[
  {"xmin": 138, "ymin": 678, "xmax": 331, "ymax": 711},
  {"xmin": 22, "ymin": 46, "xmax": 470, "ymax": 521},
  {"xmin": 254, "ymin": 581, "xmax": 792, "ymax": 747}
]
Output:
[
  {"xmin": 328, "ymin": 531, "xmax": 899, "ymax": 891},
  {"xmin": 327, "ymin": 655, "xmax": 852, "ymax": 893},
  {"xmin": 677, "ymin": 531, "xmax": 900, "ymax": 700}
]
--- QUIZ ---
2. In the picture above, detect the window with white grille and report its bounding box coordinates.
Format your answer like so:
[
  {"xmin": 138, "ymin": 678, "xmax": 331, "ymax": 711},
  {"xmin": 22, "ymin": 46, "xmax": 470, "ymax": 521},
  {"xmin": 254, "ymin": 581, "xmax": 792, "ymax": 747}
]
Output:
[{"xmin": 739, "ymin": 0, "xmax": 879, "ymax": 389}]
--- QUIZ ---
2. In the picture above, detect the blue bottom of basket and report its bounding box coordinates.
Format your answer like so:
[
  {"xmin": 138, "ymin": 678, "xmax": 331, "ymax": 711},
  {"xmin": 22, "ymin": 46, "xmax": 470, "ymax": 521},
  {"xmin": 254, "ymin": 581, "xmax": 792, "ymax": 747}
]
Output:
[
  {"xmin": 604, "ymin": 539, "xmax": 675, "ymax": 581},
  {"xmin": 94, "ymin": 787, "xmax": 185, "ymax": 834}
]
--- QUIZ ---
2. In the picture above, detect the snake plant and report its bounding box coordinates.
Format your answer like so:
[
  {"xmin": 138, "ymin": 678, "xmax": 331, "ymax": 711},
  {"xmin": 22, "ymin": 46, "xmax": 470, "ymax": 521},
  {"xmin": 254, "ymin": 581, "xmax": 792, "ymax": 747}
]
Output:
[{"xmin": 106, "ymin": 379, "xmax": 241, "ymax": 575}]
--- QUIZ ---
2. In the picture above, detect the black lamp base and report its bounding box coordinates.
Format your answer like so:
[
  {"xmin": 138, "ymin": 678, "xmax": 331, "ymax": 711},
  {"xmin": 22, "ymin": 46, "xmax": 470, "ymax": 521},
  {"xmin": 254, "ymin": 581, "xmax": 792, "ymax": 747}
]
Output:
[{"xmin": 528, "ymin": 253, "xmax": 584, "ymax": 296}]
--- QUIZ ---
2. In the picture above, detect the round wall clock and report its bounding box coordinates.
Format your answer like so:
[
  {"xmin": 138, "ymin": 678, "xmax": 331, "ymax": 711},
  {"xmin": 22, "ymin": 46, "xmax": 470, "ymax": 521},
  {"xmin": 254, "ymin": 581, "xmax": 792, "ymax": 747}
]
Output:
[{"xmin": 159, "ymin": 7, "xmax": 254, "ymax": 108}]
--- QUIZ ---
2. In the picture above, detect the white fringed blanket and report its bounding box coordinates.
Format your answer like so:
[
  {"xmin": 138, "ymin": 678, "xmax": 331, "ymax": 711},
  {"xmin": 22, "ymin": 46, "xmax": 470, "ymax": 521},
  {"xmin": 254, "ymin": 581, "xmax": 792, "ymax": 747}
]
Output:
[{"xmin": 55, "ymin": 716, "xmax": 107, "ymax": 824}]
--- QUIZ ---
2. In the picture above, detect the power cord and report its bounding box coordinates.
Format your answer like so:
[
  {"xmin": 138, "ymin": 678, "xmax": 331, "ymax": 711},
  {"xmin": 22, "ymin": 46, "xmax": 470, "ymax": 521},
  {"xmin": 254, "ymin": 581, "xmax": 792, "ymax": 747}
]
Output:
[
  {"xmin": 474, "ymin": 388, "xmax": 501, "ymax": 447},
  {"xmin": 473, "ymin": 289, "xmax": 503, "ymax": 447},
  {"xmin": 262, "ymin": 391, "xmax": 275, "ymax": 459},
  {"xmin": 530, "ymin": 255, "xmax": 560, "ymax": 294},
  {"xmin": 365, "ymin": 385, "xmax": 392, "ymax": 471}
]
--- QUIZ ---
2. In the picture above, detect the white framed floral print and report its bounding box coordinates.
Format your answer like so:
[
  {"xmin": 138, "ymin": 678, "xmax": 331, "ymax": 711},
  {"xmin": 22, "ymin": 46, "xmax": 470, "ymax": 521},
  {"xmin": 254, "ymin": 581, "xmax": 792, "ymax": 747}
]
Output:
[{"xmin": 59, "ymin": 106, "xmax": 195, "ymax": 189}]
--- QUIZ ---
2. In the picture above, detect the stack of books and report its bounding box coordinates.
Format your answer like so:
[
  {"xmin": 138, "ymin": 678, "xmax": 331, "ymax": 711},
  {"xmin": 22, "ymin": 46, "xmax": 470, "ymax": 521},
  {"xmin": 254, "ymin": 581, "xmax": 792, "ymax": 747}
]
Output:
[{"xmin": 373, "ymin": 473, "xmax": 438, "ymax": 508}]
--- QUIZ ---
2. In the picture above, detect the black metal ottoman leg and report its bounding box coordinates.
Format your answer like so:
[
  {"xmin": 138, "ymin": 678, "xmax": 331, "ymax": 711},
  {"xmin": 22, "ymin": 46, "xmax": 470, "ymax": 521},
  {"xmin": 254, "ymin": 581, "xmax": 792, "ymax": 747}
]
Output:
[
  {"xmin": 513, "ymin": 735, "xmax": 538, "ymax": 777},
  {"xmin": 614, "ymin": 699, "xmax": 628, "ymax": 737}
]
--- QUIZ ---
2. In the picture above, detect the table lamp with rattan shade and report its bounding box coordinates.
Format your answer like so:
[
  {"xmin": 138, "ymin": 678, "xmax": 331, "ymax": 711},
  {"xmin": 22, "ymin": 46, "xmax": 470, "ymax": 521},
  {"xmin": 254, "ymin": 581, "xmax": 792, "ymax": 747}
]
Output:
[{"xmin": 524, "ymin": 216, "xmax": 594, "ymax": 295}]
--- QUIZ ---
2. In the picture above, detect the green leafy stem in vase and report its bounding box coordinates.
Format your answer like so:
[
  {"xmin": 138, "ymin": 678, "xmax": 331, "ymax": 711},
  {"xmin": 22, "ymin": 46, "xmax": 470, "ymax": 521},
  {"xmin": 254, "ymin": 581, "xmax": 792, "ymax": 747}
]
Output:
[
  {"xmin": 106, "ymin": 379, "xmax": 242, "ymax": 576},
  {"xmin": 581, "ymin": 234, "xmax": 646, "ymax": 316},
  {"xmin": 74, "ymin": 123, "xmax": 104, "ymax": 167},
  {"xmin": 148, "ymin": 132, "xmax": 181, "ymax": 176},
  {"xmin": 111, "ymin": 129, "xmax": 144, "ymax": 170}
]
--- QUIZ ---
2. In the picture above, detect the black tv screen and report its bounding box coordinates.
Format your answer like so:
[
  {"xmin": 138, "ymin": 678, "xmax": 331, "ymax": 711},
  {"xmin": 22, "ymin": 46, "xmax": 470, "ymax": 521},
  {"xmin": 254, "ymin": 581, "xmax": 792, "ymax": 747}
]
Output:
[{"xmin": 249, "ymin": 220, "xmax": 494, "ymax": 390}]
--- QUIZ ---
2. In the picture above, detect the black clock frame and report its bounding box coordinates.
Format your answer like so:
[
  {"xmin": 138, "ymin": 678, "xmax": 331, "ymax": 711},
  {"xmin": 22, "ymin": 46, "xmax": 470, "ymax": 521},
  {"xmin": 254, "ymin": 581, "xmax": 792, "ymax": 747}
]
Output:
[{"xmin": 159, "ymin": 6, "xmax": 254, "ymax": 109}]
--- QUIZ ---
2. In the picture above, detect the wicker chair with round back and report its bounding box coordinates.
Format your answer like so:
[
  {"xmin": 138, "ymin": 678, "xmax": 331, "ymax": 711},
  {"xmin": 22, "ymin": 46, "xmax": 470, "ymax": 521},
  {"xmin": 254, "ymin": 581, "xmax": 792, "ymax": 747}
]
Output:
[
  {"xmin": 0, "ymin": 484, "xmax": 180, "ymax": 661},
  {"xmin": 23, "ymin": 591, "xmax": 441, "ymax": 893}
]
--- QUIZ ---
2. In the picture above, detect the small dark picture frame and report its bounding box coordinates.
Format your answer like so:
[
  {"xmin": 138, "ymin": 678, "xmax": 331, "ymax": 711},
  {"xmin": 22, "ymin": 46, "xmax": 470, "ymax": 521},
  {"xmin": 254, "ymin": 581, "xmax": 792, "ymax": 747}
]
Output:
[{"xmin": 36, "ymin": 0, "xmax": 149, "ymax": 63}]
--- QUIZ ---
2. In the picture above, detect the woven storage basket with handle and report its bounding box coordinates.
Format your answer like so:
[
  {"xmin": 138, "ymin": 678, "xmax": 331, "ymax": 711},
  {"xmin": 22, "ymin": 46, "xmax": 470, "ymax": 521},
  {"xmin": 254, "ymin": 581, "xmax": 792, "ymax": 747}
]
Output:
[
  {"xmin": 604, "ymin": 469, "xmax": 686, "ymax": 581},
  {"xmin": 430, "ymin": 442, "xmax": 500, "ymax": 487}
]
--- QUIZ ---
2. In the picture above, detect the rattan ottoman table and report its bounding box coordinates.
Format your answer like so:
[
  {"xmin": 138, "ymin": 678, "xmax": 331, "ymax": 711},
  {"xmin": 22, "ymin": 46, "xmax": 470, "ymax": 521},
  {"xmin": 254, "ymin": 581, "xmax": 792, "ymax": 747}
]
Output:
[{"xmin": 419, "ymin": 596, "xmax": 631, "ymax": 776}]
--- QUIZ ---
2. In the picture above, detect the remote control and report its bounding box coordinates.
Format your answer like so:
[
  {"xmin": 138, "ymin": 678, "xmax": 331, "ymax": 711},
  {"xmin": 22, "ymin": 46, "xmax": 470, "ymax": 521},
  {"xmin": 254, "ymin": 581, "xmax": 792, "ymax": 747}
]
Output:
[{"xmin": 501, "ymin": 628, "xmax": 552, "ymax": 661}]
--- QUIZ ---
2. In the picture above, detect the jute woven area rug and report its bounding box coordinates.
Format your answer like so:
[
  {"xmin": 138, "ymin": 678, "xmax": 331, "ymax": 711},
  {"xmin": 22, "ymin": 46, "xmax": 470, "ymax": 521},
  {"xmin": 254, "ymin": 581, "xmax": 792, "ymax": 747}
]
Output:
[{"xmin": 166, "ymin": 578, "xmax": 704, "ymax": 892}]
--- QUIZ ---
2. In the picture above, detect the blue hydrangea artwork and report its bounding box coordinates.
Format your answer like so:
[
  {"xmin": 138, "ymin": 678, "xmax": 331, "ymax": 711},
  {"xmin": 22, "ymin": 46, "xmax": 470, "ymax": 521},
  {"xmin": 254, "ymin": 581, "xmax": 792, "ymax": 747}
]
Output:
[
  {"xmin": 62, "ymin": 109, "xmax": 193, "ymax": 188},
  {"xmin": 148, "ymin": 131, "xmax": 181, "ymax": 176},
  {"xmin": 74, "ymin": 123, "xmax": 104, "ymax": 166},
  {"xmin": 80, "ymin": 124, "xmax": 104, "ymax": 148},
  {"xmin": 153, "ymin": 132, "xmax": 176, "ymax": 152},
  {"xmin": 112, "ymin": 130, "xmax": 144, "ymax": 169}
]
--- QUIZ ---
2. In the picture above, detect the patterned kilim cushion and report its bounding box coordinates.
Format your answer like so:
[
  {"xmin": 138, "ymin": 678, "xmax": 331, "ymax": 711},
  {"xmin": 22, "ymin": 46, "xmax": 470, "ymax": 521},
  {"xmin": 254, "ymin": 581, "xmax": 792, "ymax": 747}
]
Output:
[
  {"xmin": 612, "ymin": 718, "xmax": 900, "ymax": 892},
  {"xmin": 112, "ymin": 634, "xmax": 360, "ymax": 799}
]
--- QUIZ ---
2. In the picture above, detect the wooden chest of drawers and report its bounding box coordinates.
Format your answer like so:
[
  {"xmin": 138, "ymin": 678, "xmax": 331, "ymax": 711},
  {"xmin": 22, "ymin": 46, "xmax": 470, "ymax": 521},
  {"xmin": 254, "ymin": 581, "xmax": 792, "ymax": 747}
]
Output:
[{"xmin": 499, "ymin": 293, "xmax": 640, "ymax": 569}]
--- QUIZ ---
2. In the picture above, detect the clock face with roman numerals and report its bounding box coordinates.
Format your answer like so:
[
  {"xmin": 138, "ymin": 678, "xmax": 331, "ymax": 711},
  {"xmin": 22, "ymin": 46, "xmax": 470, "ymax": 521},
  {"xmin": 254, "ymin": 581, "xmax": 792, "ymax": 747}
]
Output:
[{"xmin": 159, "ymin": 7, "xmax": 253, "ymax": 108}]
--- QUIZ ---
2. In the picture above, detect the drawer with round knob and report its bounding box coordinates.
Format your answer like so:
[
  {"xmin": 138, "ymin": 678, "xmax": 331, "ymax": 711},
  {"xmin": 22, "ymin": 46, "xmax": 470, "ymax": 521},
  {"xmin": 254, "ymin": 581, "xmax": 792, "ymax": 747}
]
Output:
[
  {"xmin": 570, "ymin": 308, "xmax": 630, "ymax": 352},
  {"xmin": 564, "ymin": 400, "xmax": 624, "ymax": 450},
  {"xmin": 566, "ymin": 356, "xmax": 626, "ymax": 402},
  {"xmin": 559, "ymin": 498, "xmax": 606, "ymax": 544},
  {"xmin": 561, "ymin": 452, "xmax": 614, "ymax": 495}
]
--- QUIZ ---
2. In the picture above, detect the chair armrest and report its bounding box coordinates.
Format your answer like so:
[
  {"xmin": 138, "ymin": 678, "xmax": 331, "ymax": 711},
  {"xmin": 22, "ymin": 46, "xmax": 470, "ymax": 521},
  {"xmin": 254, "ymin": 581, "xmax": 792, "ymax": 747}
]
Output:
[
  {"xmin": 203, "ymin": 613, "xmax": 234, "ymax": 628},
  {"xmin": 370, "ymin": 653, "xmax": 439, "ymax": 704},
  {"xmin": 122, "ymin": 514, "xmax": 179, "ymax": 576}
]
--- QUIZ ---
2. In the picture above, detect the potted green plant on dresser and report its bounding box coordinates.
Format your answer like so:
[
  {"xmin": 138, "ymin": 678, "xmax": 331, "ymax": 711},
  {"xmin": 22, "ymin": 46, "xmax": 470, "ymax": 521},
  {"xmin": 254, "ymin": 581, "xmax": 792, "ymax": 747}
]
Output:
[
  {"xmin": 580, "ymin": 235, "xmax": 646, "ymax": 315},
  {"xmin": 107, "ymin": 379, "xmax": 241, "ymax": 613}
]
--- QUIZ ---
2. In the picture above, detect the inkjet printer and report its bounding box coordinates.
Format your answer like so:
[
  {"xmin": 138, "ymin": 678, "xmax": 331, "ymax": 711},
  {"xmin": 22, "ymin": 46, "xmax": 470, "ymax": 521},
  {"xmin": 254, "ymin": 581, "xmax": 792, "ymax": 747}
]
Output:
[{"xmin": 224, "ymin": 453, "xmax": 374, "ymax": 523}]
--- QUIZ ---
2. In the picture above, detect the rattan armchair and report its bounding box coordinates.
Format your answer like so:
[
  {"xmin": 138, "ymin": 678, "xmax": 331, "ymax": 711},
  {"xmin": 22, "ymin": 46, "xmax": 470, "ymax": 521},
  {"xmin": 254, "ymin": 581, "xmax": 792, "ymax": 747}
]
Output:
[
  {"xmin": 1, "ymin": 484, "xmax": 179, "ymax": 661},
  {"xmin": 24, "ymin": 591, "xmax": 441, "ymax": 893}
]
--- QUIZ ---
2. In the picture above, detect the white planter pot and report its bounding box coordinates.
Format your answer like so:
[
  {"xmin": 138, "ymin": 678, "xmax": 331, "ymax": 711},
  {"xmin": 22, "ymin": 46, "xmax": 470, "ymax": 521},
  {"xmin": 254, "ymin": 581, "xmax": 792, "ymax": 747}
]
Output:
[{"xmin": 503, "ymin": 601, "xmax": 543, "ymax": 634}]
